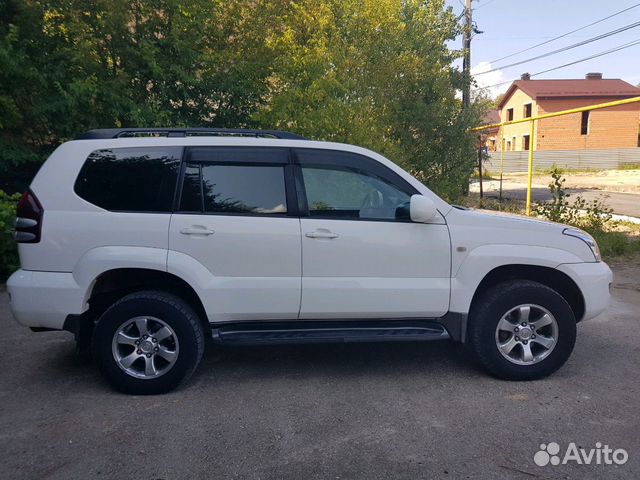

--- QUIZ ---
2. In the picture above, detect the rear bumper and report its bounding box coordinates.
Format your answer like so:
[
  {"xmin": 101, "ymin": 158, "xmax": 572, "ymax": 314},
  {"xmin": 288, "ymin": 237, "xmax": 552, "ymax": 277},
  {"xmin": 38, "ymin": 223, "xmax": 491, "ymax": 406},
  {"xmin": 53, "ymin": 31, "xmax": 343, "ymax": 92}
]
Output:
[
  {"xmin": 6, "ymin": 269, "xmax": 87, "ymax": 329},
  {"xmin": 556, "ymin": 261, "xmax": 612, "ymax": 322}
]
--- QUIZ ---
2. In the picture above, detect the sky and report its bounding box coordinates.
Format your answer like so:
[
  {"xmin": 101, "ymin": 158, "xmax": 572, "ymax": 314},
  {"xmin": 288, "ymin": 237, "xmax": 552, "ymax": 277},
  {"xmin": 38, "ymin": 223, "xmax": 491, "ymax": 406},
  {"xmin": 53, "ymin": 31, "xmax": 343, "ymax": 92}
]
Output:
[{"xmin": 445, "ymin": 0, "xmax": 640, "ymax": 98}]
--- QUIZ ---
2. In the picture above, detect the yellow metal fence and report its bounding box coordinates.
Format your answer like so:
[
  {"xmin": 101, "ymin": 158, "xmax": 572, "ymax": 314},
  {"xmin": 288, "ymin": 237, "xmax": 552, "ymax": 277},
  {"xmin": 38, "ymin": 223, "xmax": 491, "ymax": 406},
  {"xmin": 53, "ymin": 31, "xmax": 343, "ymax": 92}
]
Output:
[{"xmin": 471, "ymin": 96, "xmax": 640, "ymax": 215}]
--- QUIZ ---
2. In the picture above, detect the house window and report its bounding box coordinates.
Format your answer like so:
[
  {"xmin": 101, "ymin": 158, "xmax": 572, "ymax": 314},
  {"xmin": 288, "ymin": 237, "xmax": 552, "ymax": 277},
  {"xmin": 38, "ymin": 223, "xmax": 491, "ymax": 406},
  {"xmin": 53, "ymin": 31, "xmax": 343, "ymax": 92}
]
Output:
[
  {"xmin": 523, "ymin": 103, "xmax": 532, "ymax": 118},
  {"xmin": 506, "ymin": 140, "xmax": 511, "ymax": 151},
  {"xmin": 507, "ymin": 108, "xmax": 514, "ymax": 121},
  {"xmin": 523, "ymin": 135, "xmax": 531, "ymax": 151},
  {"xmin": 512, "ymin": 137, "xmax": 516, "ymax": 151},
  {"xmin": 581, "ymin": 111, "xmax": 590, "ymax": 135}
]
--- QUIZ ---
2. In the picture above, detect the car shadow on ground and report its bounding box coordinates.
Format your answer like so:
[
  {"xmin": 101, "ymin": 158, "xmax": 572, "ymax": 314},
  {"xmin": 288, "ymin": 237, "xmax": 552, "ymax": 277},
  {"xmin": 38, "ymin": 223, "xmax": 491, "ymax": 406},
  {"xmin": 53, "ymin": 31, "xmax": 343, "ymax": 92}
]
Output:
[
  {"xmin": 36, "ymin": 336, "xmax": 482, "ymax": 393},
  {"xmin": 200, "ymin": 339, "xmax": 480, "ymax": 379},
  {"xmin": 32, "ymin": 325, "xmax": 622, "ymax": 394}
]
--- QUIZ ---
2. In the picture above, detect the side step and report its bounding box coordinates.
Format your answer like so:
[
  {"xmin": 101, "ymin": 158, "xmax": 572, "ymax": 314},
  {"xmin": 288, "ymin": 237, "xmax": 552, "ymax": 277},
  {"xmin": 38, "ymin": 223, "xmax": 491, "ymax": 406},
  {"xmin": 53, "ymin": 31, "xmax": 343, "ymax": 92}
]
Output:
[{"xmin": 211, "ymin": 320, "xmax": 449, "ymax": 346}]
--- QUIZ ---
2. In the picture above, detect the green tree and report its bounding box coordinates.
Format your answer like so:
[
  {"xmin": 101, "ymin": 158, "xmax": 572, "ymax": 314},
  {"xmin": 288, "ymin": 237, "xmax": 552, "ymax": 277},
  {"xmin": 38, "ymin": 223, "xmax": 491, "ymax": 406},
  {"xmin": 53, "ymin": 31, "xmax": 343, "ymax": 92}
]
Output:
[
  {"xmin": 0, "ymin": 0, "xmax": 275, "ymax": 191},
  {"xmin": 1, "ymin": 0, "xmax": 483, "ymax": 200},
  {"xmin": 256, "ymin": 0, "xmax": 483, "ymax": 200}
]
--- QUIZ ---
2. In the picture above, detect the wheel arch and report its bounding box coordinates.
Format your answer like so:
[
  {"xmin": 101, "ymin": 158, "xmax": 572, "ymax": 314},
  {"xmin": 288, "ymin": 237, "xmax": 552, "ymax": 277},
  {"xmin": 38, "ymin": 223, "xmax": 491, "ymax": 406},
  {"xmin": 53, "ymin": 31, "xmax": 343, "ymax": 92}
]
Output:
[
  {"xmin": 84, "ymin": 268, "xmax": 209, "ymax": 335},
  {"xmin": 469, "ymin": 264, "xmax": 585, "ymax": 329}
]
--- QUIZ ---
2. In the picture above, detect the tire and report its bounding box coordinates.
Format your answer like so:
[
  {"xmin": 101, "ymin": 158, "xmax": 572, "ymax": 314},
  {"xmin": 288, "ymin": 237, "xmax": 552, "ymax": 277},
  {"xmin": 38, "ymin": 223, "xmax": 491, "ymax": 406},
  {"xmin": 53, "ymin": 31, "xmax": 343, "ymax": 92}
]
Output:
[
  {"xmin": 468, "ymin": 280, "xmax": 576, "ymax": 381},
  {"xmin": 92, "ymin": 291, "xmax": 205, "ymax": 394}
]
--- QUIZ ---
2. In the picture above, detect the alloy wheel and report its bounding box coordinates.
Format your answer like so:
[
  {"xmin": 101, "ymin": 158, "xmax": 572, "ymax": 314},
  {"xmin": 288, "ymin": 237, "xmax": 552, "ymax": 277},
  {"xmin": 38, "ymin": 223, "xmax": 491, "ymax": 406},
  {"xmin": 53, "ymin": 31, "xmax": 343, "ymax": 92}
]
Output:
[
  {"xmin": 494, "ymin": 304, "xmax": 559, "ymax": 366},
  {"xmin": 111, "ymin": 316, "xmax": 180, "ymax": 379}
]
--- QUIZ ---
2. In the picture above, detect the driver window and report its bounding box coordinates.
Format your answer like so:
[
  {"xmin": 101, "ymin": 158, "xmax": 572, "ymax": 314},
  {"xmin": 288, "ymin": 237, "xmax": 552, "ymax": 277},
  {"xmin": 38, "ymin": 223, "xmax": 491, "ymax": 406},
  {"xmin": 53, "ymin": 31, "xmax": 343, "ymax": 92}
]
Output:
[{"xmin": 302, "ymin": 166, "xmax": 411, "ymax": 220}]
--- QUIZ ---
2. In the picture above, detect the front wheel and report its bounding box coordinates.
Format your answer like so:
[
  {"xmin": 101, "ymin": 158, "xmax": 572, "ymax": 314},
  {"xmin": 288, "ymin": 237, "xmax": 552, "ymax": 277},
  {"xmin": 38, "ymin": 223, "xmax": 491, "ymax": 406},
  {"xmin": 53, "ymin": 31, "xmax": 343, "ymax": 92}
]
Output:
[
  {"xmin": 468, "ymin": 280, "xmax": 576, "ymax": 380},
  {"xmin": 93, "ymin": 291, "xmax": 205, "ymax": 394}
]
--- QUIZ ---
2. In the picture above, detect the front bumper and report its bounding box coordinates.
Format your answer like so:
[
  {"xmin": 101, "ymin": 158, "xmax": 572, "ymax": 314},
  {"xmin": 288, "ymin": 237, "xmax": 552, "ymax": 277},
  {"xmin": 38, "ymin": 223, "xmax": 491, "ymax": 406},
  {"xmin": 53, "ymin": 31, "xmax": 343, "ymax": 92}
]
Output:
[
  {"xmin": 6, "ymin": 269, "xmax": 87, "ymax": 330},
  {"xmin": 556, "ymin": 261, "xmax": 613, "ymax": 321}
]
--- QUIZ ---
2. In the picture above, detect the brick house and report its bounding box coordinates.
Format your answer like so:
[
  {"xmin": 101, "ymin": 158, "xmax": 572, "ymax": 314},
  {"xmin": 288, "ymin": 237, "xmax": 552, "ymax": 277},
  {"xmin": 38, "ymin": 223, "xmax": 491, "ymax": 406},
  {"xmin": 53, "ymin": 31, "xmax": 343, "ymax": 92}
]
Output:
[
  {"xmin": 497, "ymin": 73, "xmax": 640, "ymax": 151},
  {"xmin": 481, "ymin": 109, "xmax": 500, "ymax": 152}
]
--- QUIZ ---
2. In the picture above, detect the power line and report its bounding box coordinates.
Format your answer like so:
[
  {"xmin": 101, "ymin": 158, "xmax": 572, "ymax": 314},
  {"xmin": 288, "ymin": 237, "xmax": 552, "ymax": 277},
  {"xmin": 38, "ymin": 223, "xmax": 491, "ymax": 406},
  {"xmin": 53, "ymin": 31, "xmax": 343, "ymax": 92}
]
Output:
[
  {"xmin": 476, "ymin": 20, "xmax": 640, "ymax": 75},
  {"xmin": 479, "ymin": 38, "xmax": 640, "ymax": 90},
  {"xmin": 474, "ymin": 0, "xmax": 500, "ymax": 10},
  {"xmin": 482, "ymin": 38, "xmax": 640, "ymax": 89},
  {"xmin": 533, "ymin": 38, "xmax": 640, "ymax": 76},
  {"xmin": 488, "ymin": 3, "xmax": 640, "ymax": 64}
]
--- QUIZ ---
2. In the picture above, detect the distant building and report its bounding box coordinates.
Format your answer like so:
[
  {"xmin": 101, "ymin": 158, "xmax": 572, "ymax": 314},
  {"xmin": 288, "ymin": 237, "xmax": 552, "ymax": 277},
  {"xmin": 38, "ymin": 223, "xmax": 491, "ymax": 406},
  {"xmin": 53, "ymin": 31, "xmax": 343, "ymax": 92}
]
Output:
[
  {"xmin": 497, "ymin": 73, "xmax": 640, "ymax": 151},
  {"xmin": 481, "ymin": 109, "xmax": 500, "ymax": 152}
]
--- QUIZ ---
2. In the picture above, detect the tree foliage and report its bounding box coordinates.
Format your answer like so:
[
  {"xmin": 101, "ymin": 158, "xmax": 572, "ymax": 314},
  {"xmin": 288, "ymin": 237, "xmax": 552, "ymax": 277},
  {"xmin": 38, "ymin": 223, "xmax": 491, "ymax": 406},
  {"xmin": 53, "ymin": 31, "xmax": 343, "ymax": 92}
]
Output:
[
  {"xmin": 0, "ymin": 190, "xmax": 20, "ymax": 280},
  {"xmin": 1, "ymin": 0, "xmax": 483, "ymax": 199}
]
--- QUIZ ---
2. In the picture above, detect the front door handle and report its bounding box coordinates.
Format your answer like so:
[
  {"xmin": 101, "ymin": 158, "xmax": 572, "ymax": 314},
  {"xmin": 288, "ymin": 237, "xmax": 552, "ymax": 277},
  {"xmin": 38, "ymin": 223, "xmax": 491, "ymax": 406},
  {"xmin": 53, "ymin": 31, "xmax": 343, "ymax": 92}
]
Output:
[
  {"xmin": 180, "ymin": 226, "xmax": 215, "ymax": 236},
  {"xmin": 305, "ymin": 229, "xmax": 339, "ymax": 239}
]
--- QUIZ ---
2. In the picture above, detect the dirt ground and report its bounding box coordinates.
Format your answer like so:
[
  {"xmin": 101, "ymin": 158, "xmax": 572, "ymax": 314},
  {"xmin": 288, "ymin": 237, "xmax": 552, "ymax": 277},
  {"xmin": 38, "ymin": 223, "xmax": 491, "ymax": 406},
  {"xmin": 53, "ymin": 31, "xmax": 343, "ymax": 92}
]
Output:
[
  {"xmin": 1, "ymin": 257, "xmax": 639, "ymax": 479},
  {"xmin": 470, "ymin": 168, "xmax": 640, "ymax": 217},
  {"xmin": 503, "ymin": 168, "xmax": 640, "ymax": 194}
]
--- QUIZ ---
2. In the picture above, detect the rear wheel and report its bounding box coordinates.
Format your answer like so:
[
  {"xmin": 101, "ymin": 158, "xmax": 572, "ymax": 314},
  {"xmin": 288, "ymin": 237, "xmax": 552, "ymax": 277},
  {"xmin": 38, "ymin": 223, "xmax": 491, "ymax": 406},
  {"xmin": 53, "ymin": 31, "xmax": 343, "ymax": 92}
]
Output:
[
  {"xmin": 468, "ymin": 280, "xmax": 576, "ymax": 380},
  {"xmin": 93, "ymin": 291, "xmax": 205, "ymax": 394}
]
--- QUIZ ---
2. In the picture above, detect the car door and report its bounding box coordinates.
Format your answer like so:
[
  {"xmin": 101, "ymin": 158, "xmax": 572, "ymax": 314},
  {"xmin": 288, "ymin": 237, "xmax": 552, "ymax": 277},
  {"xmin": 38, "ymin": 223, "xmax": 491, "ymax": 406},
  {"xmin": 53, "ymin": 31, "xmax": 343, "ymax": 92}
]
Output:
[
  {"xmin": 295, "ymin": 148, "xmax": 451, "ymax": 319},
  {"xmin": 168, "ymin": 146, "xmax": 302, "ymax": 321}
]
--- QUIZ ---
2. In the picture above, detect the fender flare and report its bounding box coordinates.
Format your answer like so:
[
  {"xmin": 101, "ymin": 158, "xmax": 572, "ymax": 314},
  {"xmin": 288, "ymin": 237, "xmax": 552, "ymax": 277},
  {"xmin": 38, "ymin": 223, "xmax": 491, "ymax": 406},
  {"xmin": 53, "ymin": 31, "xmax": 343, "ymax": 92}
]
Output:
[
  {"xmin": 449, "ymin": 244, "xmax": 585, "ymax": 314},
  {"xmin": 73, "ymin": 246, "xmax": 170, "ymax": 307}
]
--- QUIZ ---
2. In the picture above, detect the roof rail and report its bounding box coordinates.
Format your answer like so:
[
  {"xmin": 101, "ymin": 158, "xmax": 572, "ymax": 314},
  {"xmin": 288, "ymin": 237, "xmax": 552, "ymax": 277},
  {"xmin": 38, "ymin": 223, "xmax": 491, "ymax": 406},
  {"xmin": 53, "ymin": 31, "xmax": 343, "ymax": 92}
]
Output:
[{"xmin": 75, "ymin": 128, "xmax": 307, "ymax": 140}]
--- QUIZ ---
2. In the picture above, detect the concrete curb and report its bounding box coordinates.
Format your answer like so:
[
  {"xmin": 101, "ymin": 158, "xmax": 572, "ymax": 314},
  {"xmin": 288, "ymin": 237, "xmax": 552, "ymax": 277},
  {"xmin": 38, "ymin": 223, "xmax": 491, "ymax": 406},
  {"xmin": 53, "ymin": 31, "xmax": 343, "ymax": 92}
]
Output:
[{"xmin": 611, "ymin": 213, "xmax": 640, "ymax": 224}]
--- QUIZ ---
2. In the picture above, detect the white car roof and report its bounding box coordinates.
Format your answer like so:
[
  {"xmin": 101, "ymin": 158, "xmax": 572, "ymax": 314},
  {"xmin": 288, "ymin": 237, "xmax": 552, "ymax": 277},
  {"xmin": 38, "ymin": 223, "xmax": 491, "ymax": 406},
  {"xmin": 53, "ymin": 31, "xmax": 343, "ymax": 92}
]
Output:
[{"xmin": 34, "ymin": 136, "xmax": 451, "ymax": 214}]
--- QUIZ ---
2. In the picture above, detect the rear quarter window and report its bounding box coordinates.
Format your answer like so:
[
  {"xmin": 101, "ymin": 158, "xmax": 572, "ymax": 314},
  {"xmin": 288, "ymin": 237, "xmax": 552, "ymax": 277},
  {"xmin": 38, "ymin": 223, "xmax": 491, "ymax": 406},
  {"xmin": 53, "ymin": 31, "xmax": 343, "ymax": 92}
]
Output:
[{"xmin": 74, "ymin": 147, "xmax": 182, "ymax": 212}]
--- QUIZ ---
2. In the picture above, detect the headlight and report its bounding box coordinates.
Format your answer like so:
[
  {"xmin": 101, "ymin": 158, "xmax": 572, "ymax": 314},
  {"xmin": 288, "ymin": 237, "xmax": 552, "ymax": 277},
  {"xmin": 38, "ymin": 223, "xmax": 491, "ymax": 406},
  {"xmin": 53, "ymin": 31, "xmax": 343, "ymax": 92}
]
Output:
[{"xmin": 563, "ymin": 228, "xmax": 601, "ymax": 262}]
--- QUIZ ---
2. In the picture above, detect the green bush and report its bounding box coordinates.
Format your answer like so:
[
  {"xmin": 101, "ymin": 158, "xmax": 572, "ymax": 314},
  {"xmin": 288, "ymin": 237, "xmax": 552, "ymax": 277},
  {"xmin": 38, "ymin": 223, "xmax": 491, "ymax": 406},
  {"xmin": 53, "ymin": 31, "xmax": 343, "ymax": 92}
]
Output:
[
  {"xmin": 534, "ymin": 168, "xmax": 613, "ymax": 230},
  {"xmin": 586, "ymin": 228, "xmax": 640, "ymax": 258},
  {"xmin": 533, "ymin": 168, "xmax": 640, "ymax": 259},
  {"xmin": 0, "ymin": 190, "xmax": 20, "ymax": 281}
]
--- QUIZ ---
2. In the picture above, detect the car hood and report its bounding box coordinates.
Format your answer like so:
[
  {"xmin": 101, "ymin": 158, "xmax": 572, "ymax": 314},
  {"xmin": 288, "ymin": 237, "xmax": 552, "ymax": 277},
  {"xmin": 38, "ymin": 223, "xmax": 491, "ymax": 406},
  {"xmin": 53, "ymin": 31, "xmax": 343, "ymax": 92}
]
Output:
[{"xmin": 445, "ymin": 207, "xmax": 596, "ymax": 263}]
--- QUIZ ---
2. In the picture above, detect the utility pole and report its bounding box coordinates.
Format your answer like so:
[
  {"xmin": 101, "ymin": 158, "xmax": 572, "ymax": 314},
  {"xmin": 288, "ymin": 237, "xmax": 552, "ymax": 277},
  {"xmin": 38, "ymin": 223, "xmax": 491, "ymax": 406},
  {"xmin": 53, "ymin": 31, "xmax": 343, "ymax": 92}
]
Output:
[
  {"xmin": 462, "ymin": 0, "xmax": 472, "ymax": 109},
  {"xmin": 477, "ymin": 135, "xmax": 483, "ymax": 198}
]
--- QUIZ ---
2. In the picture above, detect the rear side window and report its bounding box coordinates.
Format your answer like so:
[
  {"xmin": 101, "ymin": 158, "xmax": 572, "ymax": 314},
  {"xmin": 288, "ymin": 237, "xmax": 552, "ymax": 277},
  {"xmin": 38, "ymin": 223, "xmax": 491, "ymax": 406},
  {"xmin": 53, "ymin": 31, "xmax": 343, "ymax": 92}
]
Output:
[
  {"xmin": 179, "ymin": 147, "xmax": 289, "ymax": 215},
  {"xmin": 74, "ymin": 147, "xmax": 182, "ymax": 212}
]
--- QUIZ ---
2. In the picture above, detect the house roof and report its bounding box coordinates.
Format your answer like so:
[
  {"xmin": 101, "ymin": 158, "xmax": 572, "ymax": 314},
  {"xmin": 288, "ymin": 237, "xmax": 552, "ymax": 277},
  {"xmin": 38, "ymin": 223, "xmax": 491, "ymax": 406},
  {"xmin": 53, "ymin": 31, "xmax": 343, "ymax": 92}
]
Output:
[
  {"xmin": 484, "ymin": 109, "xmax": 500, "ymax": 124},
  {"xmin": 498, "ymin": 78, "xmax": 640, "ymax": 109},
  {"xmin": 482, "ymin": 109, "xmax": 501, "ymax": 132}
]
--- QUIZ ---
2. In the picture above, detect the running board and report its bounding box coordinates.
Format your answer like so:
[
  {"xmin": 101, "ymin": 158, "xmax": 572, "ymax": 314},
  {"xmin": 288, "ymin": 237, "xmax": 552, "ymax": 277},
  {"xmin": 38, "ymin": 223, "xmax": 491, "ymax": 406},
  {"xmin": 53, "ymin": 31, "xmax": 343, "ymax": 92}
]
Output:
[{"xmin": 211, "ymin": 320, "xmax": 450, "ymax": 346}]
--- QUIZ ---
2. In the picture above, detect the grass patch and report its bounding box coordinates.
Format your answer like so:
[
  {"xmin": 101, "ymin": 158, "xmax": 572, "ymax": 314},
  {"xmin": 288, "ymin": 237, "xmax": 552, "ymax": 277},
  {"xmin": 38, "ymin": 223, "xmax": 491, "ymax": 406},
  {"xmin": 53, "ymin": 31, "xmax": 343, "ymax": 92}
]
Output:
[
  {"xmin": 612, "ymin": 220, "xmax": 640, "ymax": 231},
  {"xmin": 470, "ymin": 175, "xmax": 497, "ymax": 181},
  {"xmin": 586, "ymin": 227, "xmax": 640, "ymax": 258},
  {"xmin": 530, "ymin": 165, "xmax": 640, "ymax": 175},
  {"xmin": 456, "ymin": 195, "xmax": 525, "ymax": 214},
  {"xmin": 618, "ymin": 164, "xmax": 640, "ymax": 171}
]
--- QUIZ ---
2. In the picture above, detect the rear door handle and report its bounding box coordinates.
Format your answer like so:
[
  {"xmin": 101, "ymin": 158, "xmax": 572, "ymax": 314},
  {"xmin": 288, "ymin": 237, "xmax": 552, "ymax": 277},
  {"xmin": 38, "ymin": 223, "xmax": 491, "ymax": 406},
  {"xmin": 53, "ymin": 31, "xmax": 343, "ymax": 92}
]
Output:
[
  {"xmin": 180, "ymin": 226, "xmax": 215, "ymax": 236},
  {"xmin": 305, "ymin": 229, "xmax": 339, "ymax": 239}
]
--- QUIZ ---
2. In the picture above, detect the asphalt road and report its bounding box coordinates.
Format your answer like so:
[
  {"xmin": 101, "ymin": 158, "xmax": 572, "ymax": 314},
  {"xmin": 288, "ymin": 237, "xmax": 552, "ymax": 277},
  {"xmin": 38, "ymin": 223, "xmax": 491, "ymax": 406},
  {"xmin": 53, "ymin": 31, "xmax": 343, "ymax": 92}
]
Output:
[
  {"xmin": 1, "ymin": 258, "xmax": 639, "ymax": 479},
  {"xmin": 471, "ymin": 180, "xmax": 640, "ymax": 218}
]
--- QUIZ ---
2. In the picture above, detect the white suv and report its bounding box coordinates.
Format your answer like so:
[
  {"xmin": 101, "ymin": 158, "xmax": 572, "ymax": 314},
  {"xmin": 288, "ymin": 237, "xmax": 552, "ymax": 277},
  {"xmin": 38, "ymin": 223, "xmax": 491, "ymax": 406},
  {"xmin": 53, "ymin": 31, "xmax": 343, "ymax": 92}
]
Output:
[{"xmin": 7, "ymin": 128, "xmax": 612, "ymax": 394}]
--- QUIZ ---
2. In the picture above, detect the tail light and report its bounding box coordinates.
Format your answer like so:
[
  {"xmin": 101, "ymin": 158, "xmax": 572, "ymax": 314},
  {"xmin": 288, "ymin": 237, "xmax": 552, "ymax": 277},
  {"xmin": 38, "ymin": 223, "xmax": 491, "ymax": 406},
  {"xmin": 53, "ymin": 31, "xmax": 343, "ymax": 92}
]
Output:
[{"xmin": 15, "ymin": 190, "xmax": 43, "ymax": 243}]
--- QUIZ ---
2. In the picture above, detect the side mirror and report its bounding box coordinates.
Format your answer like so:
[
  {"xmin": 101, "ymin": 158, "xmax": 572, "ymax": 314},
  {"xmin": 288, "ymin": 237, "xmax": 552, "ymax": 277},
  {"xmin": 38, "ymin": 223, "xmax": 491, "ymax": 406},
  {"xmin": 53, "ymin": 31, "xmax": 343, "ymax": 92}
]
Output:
[{"xmin": 410, "ymin": 195, "xmax": 438, "ymax": 223}]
